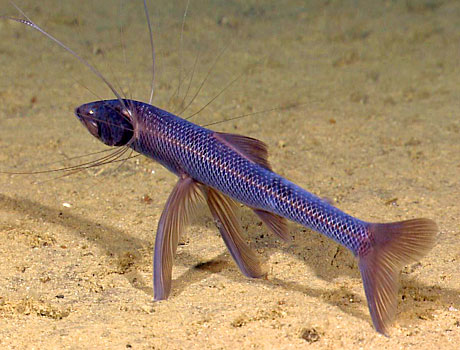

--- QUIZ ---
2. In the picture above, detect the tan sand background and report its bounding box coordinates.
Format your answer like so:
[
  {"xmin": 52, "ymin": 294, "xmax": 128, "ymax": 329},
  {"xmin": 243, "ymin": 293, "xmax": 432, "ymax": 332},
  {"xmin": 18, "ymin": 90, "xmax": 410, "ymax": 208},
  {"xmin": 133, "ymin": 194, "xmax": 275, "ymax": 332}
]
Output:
[{"xmin": 0, "ymin": 0, "xmax": 459, "ymax": 348}]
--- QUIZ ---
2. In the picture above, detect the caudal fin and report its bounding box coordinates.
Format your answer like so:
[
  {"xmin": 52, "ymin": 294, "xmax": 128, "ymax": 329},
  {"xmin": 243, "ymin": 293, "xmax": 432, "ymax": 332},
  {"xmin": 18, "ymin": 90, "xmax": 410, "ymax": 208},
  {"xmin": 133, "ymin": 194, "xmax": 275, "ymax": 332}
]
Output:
[{"xmin": 358, "ymin": 218, "xmax": 437, "ymax": 335}]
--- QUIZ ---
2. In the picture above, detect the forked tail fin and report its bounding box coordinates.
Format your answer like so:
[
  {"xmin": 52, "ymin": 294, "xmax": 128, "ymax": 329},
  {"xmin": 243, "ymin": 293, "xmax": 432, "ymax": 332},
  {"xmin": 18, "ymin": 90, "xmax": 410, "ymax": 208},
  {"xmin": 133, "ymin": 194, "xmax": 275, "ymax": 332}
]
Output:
[{"xmin": 358, "ymin": 218, "xmax": 437, "ymax": 335}]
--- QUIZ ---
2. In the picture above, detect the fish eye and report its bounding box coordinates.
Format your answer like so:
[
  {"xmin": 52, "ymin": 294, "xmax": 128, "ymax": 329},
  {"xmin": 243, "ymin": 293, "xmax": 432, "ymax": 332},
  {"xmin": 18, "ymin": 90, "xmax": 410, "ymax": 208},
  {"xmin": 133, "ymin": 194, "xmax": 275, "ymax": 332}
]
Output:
[{"xmin": 88, "ymin": 109, "xmax": 95, "ymax": 115}]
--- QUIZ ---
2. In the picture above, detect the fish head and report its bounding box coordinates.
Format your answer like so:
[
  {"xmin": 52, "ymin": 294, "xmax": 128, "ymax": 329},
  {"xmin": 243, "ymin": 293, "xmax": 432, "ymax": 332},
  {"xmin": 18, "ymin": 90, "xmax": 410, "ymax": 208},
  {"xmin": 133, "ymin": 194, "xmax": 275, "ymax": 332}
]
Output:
[{"xmin": 74, "ymin": 99, "xmax": 134, "ymax": 146}]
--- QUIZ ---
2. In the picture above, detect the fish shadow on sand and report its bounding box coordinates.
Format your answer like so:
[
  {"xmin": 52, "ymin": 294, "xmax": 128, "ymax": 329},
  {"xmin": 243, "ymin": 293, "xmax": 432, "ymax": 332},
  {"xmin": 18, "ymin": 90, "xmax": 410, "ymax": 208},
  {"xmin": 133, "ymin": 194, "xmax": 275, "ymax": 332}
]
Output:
[
  {"xmin": 1, "ymin": 193, "xmax": 458, "ymax": 328},
  {"xmin": 0, "ymin": 193, "xmax": 149, "ymax": 293},
  {"xmin": 173, "ymin": 213, "xmax": 459, "ymax": 327}
]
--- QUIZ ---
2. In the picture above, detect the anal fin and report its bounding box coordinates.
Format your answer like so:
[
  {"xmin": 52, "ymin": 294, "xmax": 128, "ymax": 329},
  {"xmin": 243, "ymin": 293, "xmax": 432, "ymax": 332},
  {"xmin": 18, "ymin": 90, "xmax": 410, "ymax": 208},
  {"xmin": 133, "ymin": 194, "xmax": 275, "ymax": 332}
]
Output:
[{"xmin": 253, "ymin": 209, "xmax": 290, "ymax": 241}]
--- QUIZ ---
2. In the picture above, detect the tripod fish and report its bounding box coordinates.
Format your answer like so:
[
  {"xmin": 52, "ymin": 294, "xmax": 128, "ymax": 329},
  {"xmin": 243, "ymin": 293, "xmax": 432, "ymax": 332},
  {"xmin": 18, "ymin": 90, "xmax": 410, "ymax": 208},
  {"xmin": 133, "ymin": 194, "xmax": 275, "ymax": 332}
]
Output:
[
  {"xmin": 5, "ymin": 9, "xmax": 437, "ymax": 336},
  {"xmin": 75, "ymin": 98, "xmax": 437, "ymax": 335}
]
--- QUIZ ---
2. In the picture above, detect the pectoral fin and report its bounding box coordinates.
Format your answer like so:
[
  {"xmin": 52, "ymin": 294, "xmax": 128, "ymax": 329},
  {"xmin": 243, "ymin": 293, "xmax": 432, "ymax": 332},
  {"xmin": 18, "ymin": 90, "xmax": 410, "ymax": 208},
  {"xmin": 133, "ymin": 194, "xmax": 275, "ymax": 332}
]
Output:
[
  {"xmin": 204, "ymin": 187, "xmax": 263, "ymax": 278},
  {"xmin": 154, "ymin": 175, "xmax": 203, "ymax": 301}
]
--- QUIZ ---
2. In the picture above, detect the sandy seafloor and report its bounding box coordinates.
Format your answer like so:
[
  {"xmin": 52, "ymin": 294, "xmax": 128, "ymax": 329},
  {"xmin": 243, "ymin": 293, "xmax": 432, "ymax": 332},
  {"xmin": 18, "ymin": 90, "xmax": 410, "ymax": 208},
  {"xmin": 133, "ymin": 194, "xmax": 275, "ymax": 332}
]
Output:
[{"xmin": 0, "ymin": 0, "xmax": 459, "ymax": 349}]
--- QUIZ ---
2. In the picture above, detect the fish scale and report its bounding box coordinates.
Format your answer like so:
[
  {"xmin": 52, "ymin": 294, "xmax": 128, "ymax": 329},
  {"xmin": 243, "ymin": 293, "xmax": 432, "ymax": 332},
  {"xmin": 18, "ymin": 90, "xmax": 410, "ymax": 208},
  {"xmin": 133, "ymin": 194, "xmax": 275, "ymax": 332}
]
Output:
[{"xmin": 132, "ymin": 101, "xmax": 370, "ymax": 254}]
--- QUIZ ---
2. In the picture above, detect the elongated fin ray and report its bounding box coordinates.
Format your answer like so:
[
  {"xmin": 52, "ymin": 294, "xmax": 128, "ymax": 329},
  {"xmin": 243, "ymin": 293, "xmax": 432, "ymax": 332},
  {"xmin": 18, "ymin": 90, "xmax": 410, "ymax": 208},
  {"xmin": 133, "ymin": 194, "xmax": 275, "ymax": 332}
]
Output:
[
  {"xmin": 3, "ymin": 6, "xmax": 125, "ymax": 108},
  {"xmin": 214, "ymin": 132, "xmax": 271, "ymax": 170},
  {"xmin": 153, "ymin": 176, "xmax": 203, "ymax": 300},
  {"xmin": 253, "ymin": 209, "xmax": 290, "ymax": 241},
  {"xmin": 204, "ymin": 187, "xmax": 263, "ymax": 278},
  {"xmin": 359, "ymin": 218, "xmax": 437, "ymax": 335},
  {"xmin": 142, "ymin": 0, "xmax": 156, "ymax": 104}
]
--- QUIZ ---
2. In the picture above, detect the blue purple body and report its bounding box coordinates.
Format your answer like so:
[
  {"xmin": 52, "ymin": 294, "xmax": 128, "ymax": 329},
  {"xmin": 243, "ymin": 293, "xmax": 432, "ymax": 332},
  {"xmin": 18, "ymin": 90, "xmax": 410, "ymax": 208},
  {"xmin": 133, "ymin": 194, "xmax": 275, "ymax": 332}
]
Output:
[
  {"xmin": 130, "ymin": 101, "xmax": 369, "ymax": 254},
  {"xmin": 75, "ymin": 99, "xmax": 437, "ymax": 335}
]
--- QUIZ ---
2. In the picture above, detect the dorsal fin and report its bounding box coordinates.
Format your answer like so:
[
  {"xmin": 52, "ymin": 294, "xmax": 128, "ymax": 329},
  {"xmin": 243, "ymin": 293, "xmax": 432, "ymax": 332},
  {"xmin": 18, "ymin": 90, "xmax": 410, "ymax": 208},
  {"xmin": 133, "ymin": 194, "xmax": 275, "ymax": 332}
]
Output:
[{"xmin": 214, "ymin": 132, "xmax": 272, "ymax": 170}]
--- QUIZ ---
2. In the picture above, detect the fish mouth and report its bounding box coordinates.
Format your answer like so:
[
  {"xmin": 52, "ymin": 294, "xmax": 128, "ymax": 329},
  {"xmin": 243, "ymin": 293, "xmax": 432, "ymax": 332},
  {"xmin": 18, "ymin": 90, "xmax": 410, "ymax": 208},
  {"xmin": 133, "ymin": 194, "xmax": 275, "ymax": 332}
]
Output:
[{"xmin": 74, "ymin": 106, "xmax": 99, "ymax": 138}]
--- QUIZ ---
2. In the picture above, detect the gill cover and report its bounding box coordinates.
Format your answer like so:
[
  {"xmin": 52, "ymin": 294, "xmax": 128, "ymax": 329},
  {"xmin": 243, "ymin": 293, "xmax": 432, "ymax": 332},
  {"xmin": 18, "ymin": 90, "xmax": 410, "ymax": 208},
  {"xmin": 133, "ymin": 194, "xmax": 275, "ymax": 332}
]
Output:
[{"xmin": 74, "ymin": 99, "xmax": 134, "ymax": 146}]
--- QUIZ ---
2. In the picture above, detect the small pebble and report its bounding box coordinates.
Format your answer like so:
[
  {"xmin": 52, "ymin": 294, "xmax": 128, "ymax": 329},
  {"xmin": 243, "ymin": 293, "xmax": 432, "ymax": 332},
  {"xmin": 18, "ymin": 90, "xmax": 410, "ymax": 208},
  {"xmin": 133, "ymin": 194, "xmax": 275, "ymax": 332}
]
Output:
[
  {"xmin": 142, "ymin": 194, "xmax": 153, "ymax": 204},
  {"xmin": 300, "ymin": 328, "xmax": 320, "ymax": 343},
  {"xmin": 277, "ymin": 140, "xmax": 286, "ymax": 148}
]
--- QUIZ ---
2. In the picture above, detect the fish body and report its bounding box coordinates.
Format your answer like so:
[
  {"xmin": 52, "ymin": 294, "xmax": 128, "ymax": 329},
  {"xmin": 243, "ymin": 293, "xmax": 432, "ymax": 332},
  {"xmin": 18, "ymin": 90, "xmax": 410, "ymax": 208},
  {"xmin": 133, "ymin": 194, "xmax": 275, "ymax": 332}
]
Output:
[
  {"xmin": 75, "ymin": 99, "xmax": 437, "ymax": 335},
  {"xmin": 130, "ymin": 101, "xmax": 369, "ymax": 253}
]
